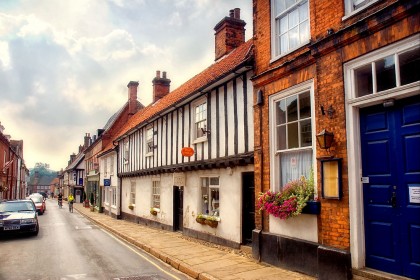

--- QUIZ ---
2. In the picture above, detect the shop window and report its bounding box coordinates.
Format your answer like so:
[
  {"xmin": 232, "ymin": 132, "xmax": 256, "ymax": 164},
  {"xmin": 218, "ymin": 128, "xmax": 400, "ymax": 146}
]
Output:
[{"xmin": 201, "ymin": 177, "xmax": 220, "ymax": 216}]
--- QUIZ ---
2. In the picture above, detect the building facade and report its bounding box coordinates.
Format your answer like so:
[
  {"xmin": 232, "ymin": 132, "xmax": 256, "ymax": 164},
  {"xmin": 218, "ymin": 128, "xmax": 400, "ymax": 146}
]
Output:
[
  {"xmin": 113, "ymin": 9, "xmax": 255, "ymax": 248},
  {"xmin": 252, "ymin": 0, "xmax": 419, "ymax": 279}
]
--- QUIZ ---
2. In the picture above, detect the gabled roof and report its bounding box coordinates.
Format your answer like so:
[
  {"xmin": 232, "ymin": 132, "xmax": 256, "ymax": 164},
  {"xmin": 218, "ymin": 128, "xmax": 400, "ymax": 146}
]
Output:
[
  {"xmin": 64, "ymin": 152, "xmax": 85, "ymax": 171},
  {"xmin": 115, "ymin": 40, "xmax": 253, "ymax": 141}
]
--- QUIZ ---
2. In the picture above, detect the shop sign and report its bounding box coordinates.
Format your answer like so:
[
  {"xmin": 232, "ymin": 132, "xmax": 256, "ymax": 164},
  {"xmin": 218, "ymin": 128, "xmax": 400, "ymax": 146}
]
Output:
[
  {"xmin": 173, "ymin": 173, "xmax": 185, "ymax": 186},
  {"xmin": 181, "ymin": 147, "xmax": 194, "ymax": 157}
]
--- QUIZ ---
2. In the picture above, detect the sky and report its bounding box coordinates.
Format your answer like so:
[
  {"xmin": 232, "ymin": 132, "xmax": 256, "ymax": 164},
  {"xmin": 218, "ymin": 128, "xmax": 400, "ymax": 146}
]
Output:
[{"xmin": 0, "ymin": 0, "xmax": 253, "ymax": 171}]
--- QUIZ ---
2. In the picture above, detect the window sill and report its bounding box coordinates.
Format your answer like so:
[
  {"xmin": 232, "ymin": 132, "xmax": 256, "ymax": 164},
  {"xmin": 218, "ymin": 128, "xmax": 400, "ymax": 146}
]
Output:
[
  {"xmin": 193, "ymin": 137, "xmax": 208, "ymax": 145},
  {"xmin": 145, "ymin": 152, "xmax": 154, "ymax": 158},
  {"xmin": 342, "ymin": 0, "xmax": 379, "ymax": 21}
]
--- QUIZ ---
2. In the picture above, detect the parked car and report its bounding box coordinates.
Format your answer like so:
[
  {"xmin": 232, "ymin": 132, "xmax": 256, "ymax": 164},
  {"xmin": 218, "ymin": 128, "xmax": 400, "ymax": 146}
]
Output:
[
  {"xmin": 28, "ymin": 193, "xmax": 46, "ymax": 211},
  {"xmin": 29, "ymin": 195, "xmax": 46, "ymax": 215},
  {"xmin": 0, "ymin": 199, "xmax": 39, "ymax": 236}
]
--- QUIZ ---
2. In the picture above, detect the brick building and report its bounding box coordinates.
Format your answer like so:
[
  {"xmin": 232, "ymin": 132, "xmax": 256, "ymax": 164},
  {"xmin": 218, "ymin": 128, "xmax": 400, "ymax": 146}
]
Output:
[{"xmin": 251, "ymin": 0, "xmax": 419, "ymax": 279}]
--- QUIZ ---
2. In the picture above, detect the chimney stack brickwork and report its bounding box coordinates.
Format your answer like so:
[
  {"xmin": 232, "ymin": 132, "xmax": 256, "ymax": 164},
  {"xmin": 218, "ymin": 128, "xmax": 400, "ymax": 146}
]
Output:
[
  {"xmin": 214, "ymin": 8, "xmax": 246, "ymax": 61},
  {"xmin": 127, "ymin": 81, "xmax": 139, "ymax": 116},
  {"xmin": 152, "ymin": 70, "xmax": 171, "ymax": 103}
]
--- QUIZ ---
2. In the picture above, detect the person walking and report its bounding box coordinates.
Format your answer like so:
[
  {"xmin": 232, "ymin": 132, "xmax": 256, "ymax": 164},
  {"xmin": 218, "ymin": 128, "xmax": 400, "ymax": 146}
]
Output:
[{"xmin": 68, "ymin": 193, "xmax": 74, "ymax": 213}]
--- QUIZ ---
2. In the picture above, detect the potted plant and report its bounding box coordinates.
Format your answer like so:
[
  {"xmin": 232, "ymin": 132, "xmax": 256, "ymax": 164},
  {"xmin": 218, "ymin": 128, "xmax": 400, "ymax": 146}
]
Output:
[
  {"xmin": 128, "ymin": 205, "xmax": 134, "ymax": 210},
  {"xmin": 257, "ymin": 172, "xmax": 318, "ymax": 220}
]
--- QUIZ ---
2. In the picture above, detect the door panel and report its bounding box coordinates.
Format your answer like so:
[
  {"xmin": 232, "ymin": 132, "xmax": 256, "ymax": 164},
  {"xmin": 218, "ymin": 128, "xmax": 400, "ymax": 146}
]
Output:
[{"xmin": 361, "ymin": 95, "xmax": 420, "ymax": 279}]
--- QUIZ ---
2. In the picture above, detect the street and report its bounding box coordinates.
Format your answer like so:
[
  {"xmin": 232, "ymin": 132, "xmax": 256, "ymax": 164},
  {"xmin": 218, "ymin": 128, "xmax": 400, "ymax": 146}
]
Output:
[{"xmin": 0, "ymin": 199, "xmax": 191, "ymax": 280}]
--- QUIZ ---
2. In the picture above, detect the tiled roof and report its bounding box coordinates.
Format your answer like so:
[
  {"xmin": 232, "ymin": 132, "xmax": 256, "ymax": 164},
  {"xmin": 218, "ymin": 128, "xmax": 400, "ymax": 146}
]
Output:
[
  {"xmin": 64, "ymin": 152, "xmax": 85, "ymax": 171},
  {"xmin": 115, "ymin": 40, "xmax": 253, "ymax": 141}
]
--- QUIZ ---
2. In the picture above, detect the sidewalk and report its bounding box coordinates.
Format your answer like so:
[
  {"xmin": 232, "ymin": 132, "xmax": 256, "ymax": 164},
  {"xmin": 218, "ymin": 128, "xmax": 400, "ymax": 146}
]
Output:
[{"xmin": 74, "ymin": 203, "xmax": 315, "ymax": 280}]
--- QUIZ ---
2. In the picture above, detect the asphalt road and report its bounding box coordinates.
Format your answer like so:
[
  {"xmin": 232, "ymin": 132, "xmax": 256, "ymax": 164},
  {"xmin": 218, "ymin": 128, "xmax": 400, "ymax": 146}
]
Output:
[{"xmin": 0, "ymin": 199, "xmax": 191, "ymax": 280}]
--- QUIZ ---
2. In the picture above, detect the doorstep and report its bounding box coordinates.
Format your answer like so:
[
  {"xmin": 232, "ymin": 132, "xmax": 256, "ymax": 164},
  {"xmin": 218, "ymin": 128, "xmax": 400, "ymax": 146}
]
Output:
[{"xmin": 352, "ymin": 268, "xmax": 414, "ymax": 280}]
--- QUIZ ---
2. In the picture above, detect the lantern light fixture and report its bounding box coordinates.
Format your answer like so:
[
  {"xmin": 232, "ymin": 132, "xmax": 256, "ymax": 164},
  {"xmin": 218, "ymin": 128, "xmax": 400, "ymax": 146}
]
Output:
[{"xmin": 316, "ymin": 129, "xmax": 334, "ymax": 150}]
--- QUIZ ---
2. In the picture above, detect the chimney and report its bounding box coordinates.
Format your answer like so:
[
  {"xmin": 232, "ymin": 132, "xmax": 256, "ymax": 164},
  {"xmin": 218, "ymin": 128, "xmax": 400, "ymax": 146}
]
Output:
[
  {"xmin": 84, "ymin": 133, "xmax": 90, "ymax": 149},
  {"xmin": 152, "ymin": 70, "xmax": 171, "ymax": 103},
  {"xmin": 214, "ymin": 8, "xmax": 246, "ymax": 61},
  {"xmin": 69, "ymin": 153, "xmax": 76, "ymax": 164},
  {"xmin": 127, "ymin": 81, "xmax": 139, "ymax": 116},
  {"xmin": 79, "ymin": 145, "xmax": 83, "ymax": 153}
]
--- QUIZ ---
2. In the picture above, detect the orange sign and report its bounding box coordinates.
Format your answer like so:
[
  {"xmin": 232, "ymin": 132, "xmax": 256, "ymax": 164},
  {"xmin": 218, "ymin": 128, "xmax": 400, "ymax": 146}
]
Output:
[{"xmin": 181, "ymin": 147, "xmax": 194, "ymax": 157}]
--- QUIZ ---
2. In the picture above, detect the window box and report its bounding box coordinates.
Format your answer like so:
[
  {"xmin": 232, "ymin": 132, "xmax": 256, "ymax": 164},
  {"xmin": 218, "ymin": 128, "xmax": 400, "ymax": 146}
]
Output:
[
  {"xmin": 150, "ymin": 207, "xmax": 160, "ymax": 215},
  {"xmin": 302, "ymin": 200, "xmax": 321, "ymax": 215},
  {"xmin": 128, "ymin": 205, "xmax": 134, "ymax": 210},
  {"xmin": 196, "ymin": 214, "xmax": 220, "ymax": 228}
]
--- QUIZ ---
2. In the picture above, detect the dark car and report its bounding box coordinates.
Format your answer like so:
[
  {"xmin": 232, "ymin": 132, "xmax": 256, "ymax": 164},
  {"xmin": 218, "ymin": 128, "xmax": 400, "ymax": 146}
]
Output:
[{"xmin": 0, "ymin": 200, "xmax": 39, "ymax": 236}]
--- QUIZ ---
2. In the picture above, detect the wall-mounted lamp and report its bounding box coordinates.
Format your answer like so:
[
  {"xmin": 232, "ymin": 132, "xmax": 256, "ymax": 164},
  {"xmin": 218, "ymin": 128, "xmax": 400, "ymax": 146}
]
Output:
[
  {"xmin": 316, "ymin": 129, "xmax": 334, "ymax": 150},
  {"xmin": 256, "ymin": 89, "xmax": 263, "ymax": 106},
  {"xmin": 320, "ymin": 105, "xmax": 335, "ymax": 118},
  {"xmin": 201, "ymin": 125, "xmax": 211, "ymax": 135}
]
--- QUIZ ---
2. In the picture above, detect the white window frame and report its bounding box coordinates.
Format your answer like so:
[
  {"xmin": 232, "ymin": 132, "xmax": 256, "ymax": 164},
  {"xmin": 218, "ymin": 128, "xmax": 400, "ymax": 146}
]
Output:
[
  {"xmin": 192, "ymin": 97, "xmax": 208, "ymax": 143},
  {"xmin": 200, "ymin": 176, "xmax": 220, "ymax": 217},
  {"xmin": 271, "ymin": 0, "xmax": 310, "ymax": 61},
  {"xmin": 145, "ymin": 127, "xmax": 154, "ymax": 157},
  {"xmin": 130, "ymin": 181, "xmax": 136, "ymax": 206},
  {"xmin": 123, "ymin": 139, "xmax": 129, "ymax": 165},
  {"xmin": 344, "ymin": 35, "xmax": 420, "ymax": 105},
  {"xmin": 343, "ymin": 0, "xmax": 379, "ymax": 19},
  {"xmin": 152, "ymin": 179, "xmax": 160, "ymax": 209},
  {"xmin": 104, "ymin": 156, "xmax": 108, "ymax": 177},
  {"xmin": 111, "ymin": 186, "xmax": 117, "ymax": 207},
  {"xmin": 269, "ymin": 80, "xmax": 316, "ymax": 192},
  {"xmin": 110, "ymin": 155, "xmax": 114, "ymax": 175}
]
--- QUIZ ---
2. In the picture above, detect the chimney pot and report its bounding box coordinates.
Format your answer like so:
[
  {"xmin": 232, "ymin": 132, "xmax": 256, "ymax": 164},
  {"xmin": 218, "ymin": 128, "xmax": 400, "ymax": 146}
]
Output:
[
  {"xmin": 127, "ymin": 81, "xmax": 139, "ymax": 116},
  {"xmin": 152, "ymin": 70, "xmax": 171, "ymax": 103},
  {"xmin": 214, "ymin": 8, "xmax": 246, "ymax": 61}
]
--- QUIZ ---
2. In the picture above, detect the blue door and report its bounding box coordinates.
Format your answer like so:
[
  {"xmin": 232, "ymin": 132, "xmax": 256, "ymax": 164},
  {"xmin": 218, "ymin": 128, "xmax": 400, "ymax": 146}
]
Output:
[{"xmin": 360, "ymin": 95, "xmax": 420, "ymax": 279}]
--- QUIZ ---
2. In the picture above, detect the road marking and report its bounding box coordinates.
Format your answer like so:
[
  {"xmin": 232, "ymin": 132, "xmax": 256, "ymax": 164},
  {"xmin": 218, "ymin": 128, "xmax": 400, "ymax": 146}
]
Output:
[{"xmin": 101, "ymin": 229, "xmax": 182, "ymax": 280}]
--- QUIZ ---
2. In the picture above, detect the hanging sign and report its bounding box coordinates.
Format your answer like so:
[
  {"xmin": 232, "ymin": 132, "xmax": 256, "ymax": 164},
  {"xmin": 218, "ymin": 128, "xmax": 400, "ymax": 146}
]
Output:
[
  {"xmin": 181, "ymin": 147, "xmax": 194, "ymax": 157},
  {"xmin": 104, "ymin": 179, "xmax": 111, "ymax": 187}
]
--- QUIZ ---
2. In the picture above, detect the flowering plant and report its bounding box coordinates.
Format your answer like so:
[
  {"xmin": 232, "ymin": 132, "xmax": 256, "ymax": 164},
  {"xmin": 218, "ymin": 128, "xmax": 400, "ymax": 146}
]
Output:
[{"xmin": 257, "ymin": 174, "xmax": 315, "ymax": 220}]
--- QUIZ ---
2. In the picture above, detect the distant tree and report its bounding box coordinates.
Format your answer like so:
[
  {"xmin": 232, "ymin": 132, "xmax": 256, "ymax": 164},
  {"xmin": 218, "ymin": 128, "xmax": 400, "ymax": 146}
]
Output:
[{"xmin": 29, "ymin": 163, "xmax": 57, "ymax": 177}]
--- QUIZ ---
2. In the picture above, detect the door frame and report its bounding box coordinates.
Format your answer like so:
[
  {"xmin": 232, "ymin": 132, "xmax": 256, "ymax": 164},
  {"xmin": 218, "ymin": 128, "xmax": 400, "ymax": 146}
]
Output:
[{"xmin": 344, "ymin": 35, "xmax": 420, "ymax": 269}]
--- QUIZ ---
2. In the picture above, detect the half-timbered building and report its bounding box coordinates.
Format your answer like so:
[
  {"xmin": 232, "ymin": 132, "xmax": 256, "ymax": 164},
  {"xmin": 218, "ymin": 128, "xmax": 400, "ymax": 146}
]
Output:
[{"xmin": 113, "ymin": 8, "xmax": 255, "ymax": 248}]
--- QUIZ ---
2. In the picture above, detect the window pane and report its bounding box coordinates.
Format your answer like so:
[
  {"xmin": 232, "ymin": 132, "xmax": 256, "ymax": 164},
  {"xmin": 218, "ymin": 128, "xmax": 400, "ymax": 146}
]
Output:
[
  {"xmin": 276, "ymin": 99, "xmax": 287, "ymax": 125},
  {"xmin": 289, "ymin": 27, "xmax": 299, "ymax": 50},
  {"xmin": 287, "ymin": 95, "xmax": 298, "ymax": 122},
  {"xmin": 275, "ymin": 0, "xmax": 286, "ymax": 15},
  {"xmin": 279, "ymin": 149, "xmax": 313, "ymax": 187},
  {"xmin": 286, "ymin": 0, "xmax": 296, "ymax": 10},
  {"xmin": 210, "ymin": 188, "xmax": 220, "ymax": 216},
  {"xmin": 299, "ymin": 20, "xmax": 309, "ymax": 43},
  {"xmin": 299, "ymin": 91, "xmax": 311, "ymax": 119},
  {"xmin": 276, "ymin": 125, "xmax": 286, "ymax": 150},
  {"xmin": 287, "ymin": 122, "xmax": 299, "ymax": 148},
  {"xmin": 280, "ymin": 16, "xmax": 288, "ymax": 34},
  {"xmin": 376, "ymin": 55, "xmax": 396, "ymax": 92},
  {"xmin": 299, "ymin": 2, "xmax": 308, "ymax": 22},
  {"xmin": 300, "ymin": 119, "xmax": 312, "ymax": 147},
  {"xmin": 354, "ymin": 64, "xmax": 372, "ymax": 97},
  {"xmin": 280, "ymin": 34, "xmax": 288, "ymax": 54},
  {"xmin": 399, "ymin": 48, "xmax": 420, "ymax": 86},
  {"xmin": 289, "ymin": 8, "xmax": 299, "ymax": 28}
]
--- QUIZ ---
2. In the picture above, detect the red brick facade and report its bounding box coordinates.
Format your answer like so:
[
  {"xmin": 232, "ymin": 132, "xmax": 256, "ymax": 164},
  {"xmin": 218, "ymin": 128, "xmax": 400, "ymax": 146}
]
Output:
[{"xmin": 252, "ymin": 0, "xmax": 419, "ymax": 277}]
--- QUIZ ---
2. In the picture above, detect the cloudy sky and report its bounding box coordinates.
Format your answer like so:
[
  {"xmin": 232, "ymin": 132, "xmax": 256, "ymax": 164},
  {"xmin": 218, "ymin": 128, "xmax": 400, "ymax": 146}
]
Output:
[{"xmin": 0, "ymin": 0, "xmax": 253, "ymax": 171}]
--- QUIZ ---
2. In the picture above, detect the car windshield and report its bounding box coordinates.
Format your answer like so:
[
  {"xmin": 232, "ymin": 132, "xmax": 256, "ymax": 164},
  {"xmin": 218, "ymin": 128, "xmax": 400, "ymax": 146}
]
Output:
[
  {"xmin": 0, "ymin": 201, "xmax": 35, "ymax": 212},
  {"xmin": 30, "ymin": 196, "xmax": 43, "ymax": 203}
]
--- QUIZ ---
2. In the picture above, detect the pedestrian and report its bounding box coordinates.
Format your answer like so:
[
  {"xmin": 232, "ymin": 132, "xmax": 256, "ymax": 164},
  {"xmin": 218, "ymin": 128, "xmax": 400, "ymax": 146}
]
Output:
[{"xmin": 68, "ymin": 193, "xmax": 74, "ymax": 212}]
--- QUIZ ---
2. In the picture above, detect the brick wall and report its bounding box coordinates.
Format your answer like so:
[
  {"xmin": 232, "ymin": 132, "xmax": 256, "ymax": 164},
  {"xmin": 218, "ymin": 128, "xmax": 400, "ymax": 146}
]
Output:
[{"xmin": 252, "ymin": 0, "xmax": 419, "ymax": 250}]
